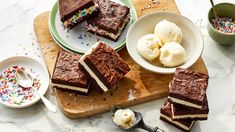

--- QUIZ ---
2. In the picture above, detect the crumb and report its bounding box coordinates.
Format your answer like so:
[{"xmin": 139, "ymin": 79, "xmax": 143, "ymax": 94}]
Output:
[
  {"xmin": 88, "ymin": 121, "xmax": 93, "ymax": 126},
  {"xmin": 89, "ymin": 99, "xmax": 94, "ymax": 103}
]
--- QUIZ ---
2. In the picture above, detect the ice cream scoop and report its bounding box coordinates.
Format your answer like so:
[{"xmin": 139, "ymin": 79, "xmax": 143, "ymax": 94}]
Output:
[
  {"xmin": 160, "ymin": 42, "xmax": 186, "ymax": 67},
  {"xmin": 112, "ymin": 108, "xmax": 136, "ymax": 129},
  {"xmin": 154, "ymin": 20, "xmax": 182, "ymax": 44},
  {"xmin": 137, "ymin": 34, "xmax": 162, "ymax": 61},
  {"xmin": 111, "ymin": 107, "xmax": 165, "ymax": 132}
]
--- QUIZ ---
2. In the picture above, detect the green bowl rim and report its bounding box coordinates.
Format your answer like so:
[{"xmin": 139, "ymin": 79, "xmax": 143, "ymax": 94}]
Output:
[{"xmin": 207, "ymin": 2, "xmax": 235, "ymax": 36}]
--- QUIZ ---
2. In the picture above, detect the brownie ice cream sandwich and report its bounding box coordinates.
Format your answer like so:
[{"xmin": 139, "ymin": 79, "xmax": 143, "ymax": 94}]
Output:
[
  {"xmin": 51, "ymin": 51, "xmax": 89, "ymax": 94},
  {"xmin": 59, "ymin": 0, "xmax": 98, "ymax": 29},
  {"xmin": 79, "ymin": 41, "xmax": 130, "ymax": 92},
  {"xmin": 168, "ymin": 68, "xmax": 209, "ymax": 109},
  {"xmin": 160, "ymin": 99, "xmax": 195, "ymax": 132},
  {"xmin": 170, "ymin": 96, "xmax": 209, "ymax": 120},
  {"xmin": 86, "ymin": 0, "xmax": 130, "ymax": 41}
]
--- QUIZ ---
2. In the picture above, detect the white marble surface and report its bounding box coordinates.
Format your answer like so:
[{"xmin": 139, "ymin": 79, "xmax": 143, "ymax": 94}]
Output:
[{"xmin": 0, "ymin": 0, "xmax": 235, "ymax": 131}]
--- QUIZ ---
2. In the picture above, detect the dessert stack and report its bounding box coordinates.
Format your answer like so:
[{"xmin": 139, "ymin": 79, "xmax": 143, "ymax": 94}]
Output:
[
  {"xmin": 51, "ymin": 41, "xmax": 130, "ymax": 94},
  {"xmin": 160, "ymin": 68, "xmax": 209, "ymax": 132}
]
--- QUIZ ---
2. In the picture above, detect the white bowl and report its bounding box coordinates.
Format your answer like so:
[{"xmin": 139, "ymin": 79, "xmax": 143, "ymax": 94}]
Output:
[
  {"xmin": 126, "ymin": 12, "xmax": 204, "ymax": 74},
  {"xmin": 0, "ymin": 56, "xmax": 50, "ymax": 108}
]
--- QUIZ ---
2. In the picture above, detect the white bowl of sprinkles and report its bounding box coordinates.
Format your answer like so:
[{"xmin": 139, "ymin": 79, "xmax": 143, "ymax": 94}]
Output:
[{"xmin": 0, "ymin": 56, "xmax": 50, "ymax": 108}]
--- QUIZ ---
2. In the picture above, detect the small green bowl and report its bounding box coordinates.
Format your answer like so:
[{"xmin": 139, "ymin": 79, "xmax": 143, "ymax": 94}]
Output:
[{"xmin": 207, "ymin": 3, "xmax": 235, "ymax": 45}]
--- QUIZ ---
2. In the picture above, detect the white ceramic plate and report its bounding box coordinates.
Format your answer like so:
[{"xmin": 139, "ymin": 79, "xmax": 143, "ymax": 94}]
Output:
[
  {"xmin": 49, "ymin": 0, "xmax": 137, "ymax": 54},
  {"xmin": 0, "ymin": 56, "xmax": 50, "ymax": 108},
  {"xmin": 126, "ymin": 12, "xmax": 204, "ymax": 74}
]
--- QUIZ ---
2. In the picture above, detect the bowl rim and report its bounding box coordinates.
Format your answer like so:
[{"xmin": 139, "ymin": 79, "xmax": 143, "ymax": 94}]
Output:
[
  {"xmin": 0, "ymin": 56, "xmax": 50, "ymax": 108},
  {"xmin": 207, "ymin": 2, "xmax": 235, "ymax": 36},
  {"xmin": 126, "ymin": 12, "xmax": 204, "ymax": 74}
]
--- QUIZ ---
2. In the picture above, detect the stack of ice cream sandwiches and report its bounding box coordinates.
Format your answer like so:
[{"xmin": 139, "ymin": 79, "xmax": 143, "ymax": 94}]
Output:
[
  {"xmin": 51, "ymin": 41, "xmax": 130, "ymax": 94},
  {"xmin": 59, "ymin": 0, "xmax": 130, "ymax": 41},
  {"xmin": 160, "ymin": 68, "xmax": 209, "ymax": 132}
]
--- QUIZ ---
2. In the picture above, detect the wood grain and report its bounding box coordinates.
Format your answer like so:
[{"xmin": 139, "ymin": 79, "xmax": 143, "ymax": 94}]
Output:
[{"xmin": 34, "ymin": 0, "xmax": 208, "ymax": 118}]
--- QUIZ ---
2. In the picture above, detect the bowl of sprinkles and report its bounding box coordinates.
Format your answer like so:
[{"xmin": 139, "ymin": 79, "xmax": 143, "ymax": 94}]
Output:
[
  {"xmin": 207, "ymin": 3, "xmax": 235, "ymax": 45},
  {"xmin": 0, "ymin": 56, "xmax": 50, "ymax": 108}
]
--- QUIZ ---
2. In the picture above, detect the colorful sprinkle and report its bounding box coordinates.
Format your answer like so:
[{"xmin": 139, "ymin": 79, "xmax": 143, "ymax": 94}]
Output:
[
  {"xmin": 0, "ymin": 66, "xmax": 41, "ymax": 105},
  {"xmin": 212, "ymin": 17, "xmax": 235, "ymax": 34}
]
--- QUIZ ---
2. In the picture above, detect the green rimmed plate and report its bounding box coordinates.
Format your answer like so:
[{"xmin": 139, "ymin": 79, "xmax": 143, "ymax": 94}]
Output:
[
  {"xmin": 49, "ymin": 0, "xmax": 137, "ymax": 54},
  {"xmin": 49, "ymin": 30, "xmax": 126, "ymax": 53}
]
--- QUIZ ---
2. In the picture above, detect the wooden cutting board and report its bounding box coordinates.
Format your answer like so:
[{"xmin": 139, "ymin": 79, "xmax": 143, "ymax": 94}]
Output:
[{"xmin": 34, "ymin": 0, "xmax": 208, "ymax": 118}]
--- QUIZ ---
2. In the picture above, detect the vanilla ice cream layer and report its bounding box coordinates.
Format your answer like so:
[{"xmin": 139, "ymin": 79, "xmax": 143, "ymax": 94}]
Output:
[
  {"xmin": 51, "ymin": 83, "xmax": 88, "ymax": 93},
  {"xmin": 171, "ymin": 104, "xmax": 208, "ymax": 119},
  {"xmin": 87, "ymin": 14, "xmax": 130, "ymax": 40},
  {"xmin": 169, "ymin": 97, "xmax": 203, "ymax": 109},
  {"xmin": 79, "ymin": 42, "xmax": 109, "ymax": 92}
]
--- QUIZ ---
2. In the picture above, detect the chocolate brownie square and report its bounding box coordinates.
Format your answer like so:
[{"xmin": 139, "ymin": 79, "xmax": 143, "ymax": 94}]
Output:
[
  {"xmin": 59, "ymin": 0, "xmax": 98, "ymax": 29},
  {"xmin": 79, "ymin": 41, "xmax": 130, "ymax": 92},
  {"xmin": 170, "ymin": 96, "xmax": 209, "ymax": 120},
  {"xmin": 51, "ymin": 51, "xmax": 89, "ymax": 94},
  {"xmin": 168, "ymin": 68, "xmax": 209, "ymax": 109},
  {"xmin": 160, "ymin": 99, "xmax": 195, "ymax": 132},
  {"xmin": 86, "ymin": 0, "xmax": 130, "ymax": 41}
]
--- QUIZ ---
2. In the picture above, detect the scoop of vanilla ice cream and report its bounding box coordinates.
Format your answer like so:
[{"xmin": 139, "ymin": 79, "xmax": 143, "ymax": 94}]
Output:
[
  {"xmin": 137, "ymin": 34, "xmax": 162, "ymax": 61},
  {"xmin": 160, "ymin": 42, "xmax": 186, "ymax": 67},
  {"xmin": 154, "ymin": 20, "xmax": 182, "ymax": 44},
  {"xmin": 113, "ymin": 109, "xmax": 136, "ymax": 129}
]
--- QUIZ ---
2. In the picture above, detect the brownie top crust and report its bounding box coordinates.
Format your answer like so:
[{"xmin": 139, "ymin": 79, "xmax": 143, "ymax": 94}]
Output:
[
  {"xmin": 171, "ymin": 96, "xmax": 209, "ymax": 115},
  {"xmin": 169, "ymin": 68, "xmax": 209, "ymax": 104},
  {"xmin": 52, "ymin": 51, "xmax": 88, "ymax": 87},
  {"xmin": 59, "ymin": 0, "xmax": 95, "ymax": 22},
  {"xmin": 83, "ymin": 42, "xmax": 130, "ymax": 88},
  {"xmin": 87, "ymin": 0, "xmax": 130, "ymax": 34},
  {"xmin": 160, "ymin": 99, "xmax": 194, "ymax": 126}
]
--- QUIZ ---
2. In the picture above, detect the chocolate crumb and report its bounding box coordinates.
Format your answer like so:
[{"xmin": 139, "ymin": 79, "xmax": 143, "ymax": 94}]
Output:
[
  {"xmin": 78, "ymin": 34, "xmax": 83, "ymax": 39},
  {"xmin": 90, "ymin": 99, "xmax": 94, "ymax": 103},
  {"xmin": 88, "ymin": 121, "xmax": 93, "ymax": 126}
]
